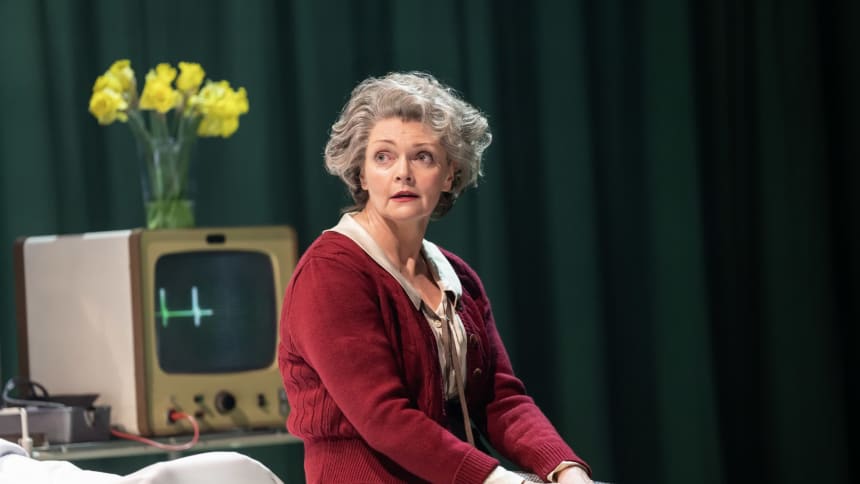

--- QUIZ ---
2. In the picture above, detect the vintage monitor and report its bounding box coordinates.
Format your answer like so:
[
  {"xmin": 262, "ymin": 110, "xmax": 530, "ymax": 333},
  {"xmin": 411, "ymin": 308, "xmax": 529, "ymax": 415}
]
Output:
[{"xmin": 14, "ymin": 226, "xmax": 297, "ymax": 436}]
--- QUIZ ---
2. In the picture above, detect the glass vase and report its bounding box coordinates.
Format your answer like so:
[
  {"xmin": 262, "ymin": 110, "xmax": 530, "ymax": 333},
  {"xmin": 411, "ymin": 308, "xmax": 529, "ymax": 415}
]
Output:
[{"xmin": 138, "ymin": 138, "xmax": 196, "ymax": 229}]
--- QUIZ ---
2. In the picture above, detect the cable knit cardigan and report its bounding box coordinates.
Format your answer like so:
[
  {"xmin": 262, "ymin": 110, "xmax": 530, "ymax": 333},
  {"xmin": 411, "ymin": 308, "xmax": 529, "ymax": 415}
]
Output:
[{"xmin": 278, "ymin": 231, "xmax": 590, "ymax": 483}]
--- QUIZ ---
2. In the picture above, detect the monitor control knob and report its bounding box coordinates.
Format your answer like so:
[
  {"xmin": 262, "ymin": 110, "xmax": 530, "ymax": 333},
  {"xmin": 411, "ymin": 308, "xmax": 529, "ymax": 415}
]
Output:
[{"xmin": 214, "ymin": 391, "xmax": 236, "ymax": 414}]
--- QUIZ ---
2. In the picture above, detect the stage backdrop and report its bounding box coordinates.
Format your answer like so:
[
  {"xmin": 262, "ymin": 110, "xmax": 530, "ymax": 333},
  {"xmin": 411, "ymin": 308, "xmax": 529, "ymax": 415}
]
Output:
[{"xmin": 0, "ymin": 1, "xmax": 856, "ymax": 483}]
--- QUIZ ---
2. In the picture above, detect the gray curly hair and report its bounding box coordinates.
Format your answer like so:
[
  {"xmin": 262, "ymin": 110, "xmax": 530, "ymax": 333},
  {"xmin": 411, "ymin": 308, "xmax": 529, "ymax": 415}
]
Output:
[{"xmin": 324, "ymin": 72, "xmax": 492, "ymax": 219}]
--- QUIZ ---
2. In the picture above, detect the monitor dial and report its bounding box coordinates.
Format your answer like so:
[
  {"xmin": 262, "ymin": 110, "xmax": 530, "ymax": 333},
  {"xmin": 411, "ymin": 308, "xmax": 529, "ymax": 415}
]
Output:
[{"xmin": 214, "ymin": 391, "xmax": 236, "ymax": 414}]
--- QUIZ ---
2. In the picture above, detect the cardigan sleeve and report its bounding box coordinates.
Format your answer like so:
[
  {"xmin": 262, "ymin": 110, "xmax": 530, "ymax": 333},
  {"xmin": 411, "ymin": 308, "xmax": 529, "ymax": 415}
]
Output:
[
  {"xmin": 450, "ymin": 254, "xmax": 593, "ymax": 479},
  {"xmin": 282, "ymin": 254, "xmax": 499, "ymax": 483}
]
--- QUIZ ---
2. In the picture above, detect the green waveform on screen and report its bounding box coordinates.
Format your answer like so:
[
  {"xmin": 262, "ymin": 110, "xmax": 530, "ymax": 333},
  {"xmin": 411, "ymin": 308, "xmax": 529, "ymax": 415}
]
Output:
[{"xmin": 157, "ymin": 286, "xmax": 214, "ymax": 328}]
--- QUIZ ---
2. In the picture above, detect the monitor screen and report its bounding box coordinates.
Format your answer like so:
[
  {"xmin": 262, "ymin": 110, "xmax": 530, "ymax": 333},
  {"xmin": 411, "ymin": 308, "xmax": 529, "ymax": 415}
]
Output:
[{"xmin": 154, "ymin": 250, "xmax": 276, "ymax": 374}]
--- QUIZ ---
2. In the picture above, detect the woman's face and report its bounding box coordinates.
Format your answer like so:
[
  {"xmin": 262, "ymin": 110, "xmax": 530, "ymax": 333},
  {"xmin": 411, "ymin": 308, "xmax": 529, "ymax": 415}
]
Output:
[{"xmin": 360, "ymin": 118, "xmax": 454, "ymax": 226}]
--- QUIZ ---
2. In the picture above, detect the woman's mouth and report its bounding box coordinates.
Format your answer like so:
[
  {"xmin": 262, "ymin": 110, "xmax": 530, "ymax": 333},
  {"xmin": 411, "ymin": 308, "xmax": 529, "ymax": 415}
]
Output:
[{"xmin": 391, "ymin": 191, "xmax": 419, "ymax": 201}]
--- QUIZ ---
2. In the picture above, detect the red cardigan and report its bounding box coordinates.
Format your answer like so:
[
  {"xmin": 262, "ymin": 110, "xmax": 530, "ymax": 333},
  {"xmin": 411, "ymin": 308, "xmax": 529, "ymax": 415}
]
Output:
[{"xmin": 278, "ymin": 231, "xmax": 590, "ymax": 483}]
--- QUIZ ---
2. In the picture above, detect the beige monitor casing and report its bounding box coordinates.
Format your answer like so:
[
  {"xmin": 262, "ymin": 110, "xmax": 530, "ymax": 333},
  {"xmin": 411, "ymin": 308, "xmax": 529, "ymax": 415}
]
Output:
[{"xmin": 15, "ymin": 226, "xmax": 296, "ymax": 436}]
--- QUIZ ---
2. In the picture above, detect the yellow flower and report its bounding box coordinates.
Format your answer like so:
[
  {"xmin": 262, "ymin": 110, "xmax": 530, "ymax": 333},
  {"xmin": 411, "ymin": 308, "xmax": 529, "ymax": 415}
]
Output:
[
  {"xmin": 90, "ymin": 59, "xmax": 248, "ymax": 141},
  {"xmin": 153, "ymin": 63, "xmax": 177, "ymax": 84},
  {"xmin": 89, "ymin": 89, "xmax": 128, "ymax": 125},
  {"xmin": 191, "ymin": 80, "xmax": 225, "ymax": 111},
  {"xmin": 139, "ymin": 69, "xmax": 180, "ymax": 113},
  {"xmin": 197, "ymin": 82, "xmax": 248, "ymax": 117},
  {"xmin": 231, "ymin": 87, "xmax": 249, "ymax": 115},
  {"xmin": 92, "ymin": 73, "xmax": 123, "ymax": 94},
  {"xmin": 108, "ymin": 59, "xmax": 136, "ymax": 94},
  {"xmin": 177, "ymin": 62, "xmax": 205, "ymax": 93},
  {"xmin": 197, "ymin": 115, "xmax": 241, "ymax": 138},
  {"xmin": 191, "ymin": 81, "xmax": 249, "ymax": 137}
]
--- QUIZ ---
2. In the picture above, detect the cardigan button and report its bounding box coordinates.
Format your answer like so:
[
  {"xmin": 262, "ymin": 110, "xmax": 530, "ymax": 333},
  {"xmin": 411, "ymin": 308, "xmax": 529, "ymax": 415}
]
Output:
[
  {"xmin": 472, "ymin": 368, "xmax": 482, "ymax": 378},
  {"xmin": 469, "ymin": 334, "xmax": 479, "ymax": 346}
]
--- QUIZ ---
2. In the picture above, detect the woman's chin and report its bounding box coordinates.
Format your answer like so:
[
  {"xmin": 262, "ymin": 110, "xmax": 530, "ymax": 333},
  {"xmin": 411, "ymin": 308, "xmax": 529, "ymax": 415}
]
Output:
[{"xmin": 381, "ymin": 209, "xmax": 432, "ymax": 226}]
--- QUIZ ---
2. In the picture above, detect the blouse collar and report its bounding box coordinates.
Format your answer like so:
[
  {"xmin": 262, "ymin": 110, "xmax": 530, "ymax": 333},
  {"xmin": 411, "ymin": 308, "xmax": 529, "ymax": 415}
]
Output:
[{"xmin": 327, "ymin": 213, "xmax": 462, "ymax": 310}]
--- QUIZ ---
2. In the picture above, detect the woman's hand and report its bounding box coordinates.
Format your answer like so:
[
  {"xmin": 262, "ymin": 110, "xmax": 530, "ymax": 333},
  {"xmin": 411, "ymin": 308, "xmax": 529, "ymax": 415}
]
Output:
[{"xmin": 557, "ymin": 465, "xmax": 592, "ymax": 484}]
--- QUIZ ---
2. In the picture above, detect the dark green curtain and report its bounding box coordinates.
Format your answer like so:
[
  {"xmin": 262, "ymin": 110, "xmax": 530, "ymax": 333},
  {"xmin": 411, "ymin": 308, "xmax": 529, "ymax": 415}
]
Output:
[{"xmin": 0, "ymin": 1, "xmax": 856, "ymax": 483}]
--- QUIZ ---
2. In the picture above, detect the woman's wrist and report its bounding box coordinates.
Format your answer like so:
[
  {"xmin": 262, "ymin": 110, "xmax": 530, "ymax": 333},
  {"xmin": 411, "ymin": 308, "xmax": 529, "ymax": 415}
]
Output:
[
  {"xmin": 547, "ymin": 461, "xmax": 580, "ymax": 482},
  {"xmin": 556, "ymin": 463, "xmax": 591, "ymax": 483}
]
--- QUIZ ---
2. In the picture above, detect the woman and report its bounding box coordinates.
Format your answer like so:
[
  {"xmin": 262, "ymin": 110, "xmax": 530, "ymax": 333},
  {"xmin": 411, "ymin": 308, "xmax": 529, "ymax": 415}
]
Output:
[{"xmin": 279, "ymin": 72, "xmax": 593, "ymax": 484}]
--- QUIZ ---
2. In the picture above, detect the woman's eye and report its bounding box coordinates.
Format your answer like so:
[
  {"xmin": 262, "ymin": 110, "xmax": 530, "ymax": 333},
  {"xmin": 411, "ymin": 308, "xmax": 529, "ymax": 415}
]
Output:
[
  {"xmin": 374, "ymin": 152, "xmax": 391, "ymax": 163},
  {"xmin": 415, "ymin": 152, "xmax": 435, "ymax": 164}
]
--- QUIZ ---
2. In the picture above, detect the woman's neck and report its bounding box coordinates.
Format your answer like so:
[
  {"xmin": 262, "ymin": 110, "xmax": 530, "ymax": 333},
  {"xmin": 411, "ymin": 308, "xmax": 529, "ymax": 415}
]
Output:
[{"xmin": 353, "ymin": 210, "xmax": 428, "ymax": 277}]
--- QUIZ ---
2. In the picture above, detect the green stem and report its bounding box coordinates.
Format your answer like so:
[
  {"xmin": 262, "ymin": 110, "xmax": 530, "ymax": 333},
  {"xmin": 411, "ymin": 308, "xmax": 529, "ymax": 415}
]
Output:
[
  {"xmin": 128, "ymin": 111, "xmax": 159, "ymax": 200},
  {"xmin": 127, "ymin": 110, "xmax": 151, "ymax": 148},
  {"xmin": 177, "ymin": 115, "xmax": 201, "ymax": 196},
  {"xmin": 152, "ymin": 143, "xmax": 166, "ymax": 199},
  {"xmin": 149, "ymin": 111, "xmax": 170, "ymax": 143},
  {"xmin": 129, "ymin": 109, "xmax": 198, "ymax": 229}
]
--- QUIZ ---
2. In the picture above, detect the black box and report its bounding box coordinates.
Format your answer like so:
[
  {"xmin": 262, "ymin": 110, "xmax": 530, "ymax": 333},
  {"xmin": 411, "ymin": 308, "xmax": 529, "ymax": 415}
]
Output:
[{"xmin": 0, "ymin": 406, "xmax": 110, "ymax": 445}]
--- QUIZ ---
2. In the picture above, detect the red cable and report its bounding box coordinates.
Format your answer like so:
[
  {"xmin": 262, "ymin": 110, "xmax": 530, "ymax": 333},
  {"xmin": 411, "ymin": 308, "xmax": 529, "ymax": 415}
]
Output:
[{"xmin": 109, "ymin": 410, "xmax": 200, "ymax": 451}]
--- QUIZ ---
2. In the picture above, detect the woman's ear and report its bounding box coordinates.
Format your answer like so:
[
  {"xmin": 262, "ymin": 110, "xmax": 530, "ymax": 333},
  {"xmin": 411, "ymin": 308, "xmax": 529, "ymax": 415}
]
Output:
[{"xmin": 444, "ymin": 160, "xmax": 457, "ymax": 192}]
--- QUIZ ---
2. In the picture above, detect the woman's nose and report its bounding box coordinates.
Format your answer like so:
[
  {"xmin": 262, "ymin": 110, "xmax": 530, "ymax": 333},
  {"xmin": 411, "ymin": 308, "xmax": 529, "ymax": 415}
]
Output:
[{"xmin": 394, "ymin": 156, "xmax": 414, "ymax": 182}]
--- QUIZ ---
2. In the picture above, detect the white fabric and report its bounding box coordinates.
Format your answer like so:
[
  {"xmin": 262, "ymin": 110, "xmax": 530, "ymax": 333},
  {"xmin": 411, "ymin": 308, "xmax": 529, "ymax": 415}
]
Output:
[
  {"xmin": 486, "ymin": 464, "xmax": 534, "ymax": 484},
  {"xmin": 0, "ymin": 438, "xmax": 284, "ymax": 484},
  {"xmin": 119, "ymin": 451, "xmax": 283, "ymax": 484}
]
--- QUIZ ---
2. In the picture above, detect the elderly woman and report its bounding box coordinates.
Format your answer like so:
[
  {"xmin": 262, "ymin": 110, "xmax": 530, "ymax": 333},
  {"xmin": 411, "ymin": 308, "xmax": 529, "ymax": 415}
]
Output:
[{"xmin": 278, "ymin": 72, "xmax": 593, "ymax": 484}]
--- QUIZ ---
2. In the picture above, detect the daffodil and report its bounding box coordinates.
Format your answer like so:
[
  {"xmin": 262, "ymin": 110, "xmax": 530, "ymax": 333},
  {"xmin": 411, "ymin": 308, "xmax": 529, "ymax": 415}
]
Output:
[
  {"xmin": 89, "ymin": 59, "xmax": 249, "ymax": 228},
  {"xmin": 108, "ymin": 59, "xmax": 136, "ymax": 95},
  {"xmin": 92, "ymin": 73, "xmax": 123, "ymax": 94},
  {"xmin": 152, "ymin": 63, "xmax": 177, "ymax": 84},
  {"xmin": 139, "ymin": 69, "xmax": 180, "ymax": 114},
  {"xmin": 191, "ymin": 81, "xmax": 250, "ymax": 137},
  {"xmin": 89, "ymin": 89, "xmax": 128, "ymax": 125},
  {"xmin": 177, "ymin": 62, "xmax": 205, "ymax": 93}
]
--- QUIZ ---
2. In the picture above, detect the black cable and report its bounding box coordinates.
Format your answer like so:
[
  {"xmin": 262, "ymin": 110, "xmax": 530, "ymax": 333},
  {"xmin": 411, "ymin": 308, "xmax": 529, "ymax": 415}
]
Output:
[{"xmin": 2, "ymin": 376, "xmax": 66, "ymax": 408}]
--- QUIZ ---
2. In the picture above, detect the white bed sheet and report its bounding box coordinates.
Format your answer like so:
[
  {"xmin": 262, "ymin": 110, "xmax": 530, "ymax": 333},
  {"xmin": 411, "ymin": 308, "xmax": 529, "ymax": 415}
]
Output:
[{"xmin": 0, "ymin": 439, "xmax": 285, "ymax": 484}]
